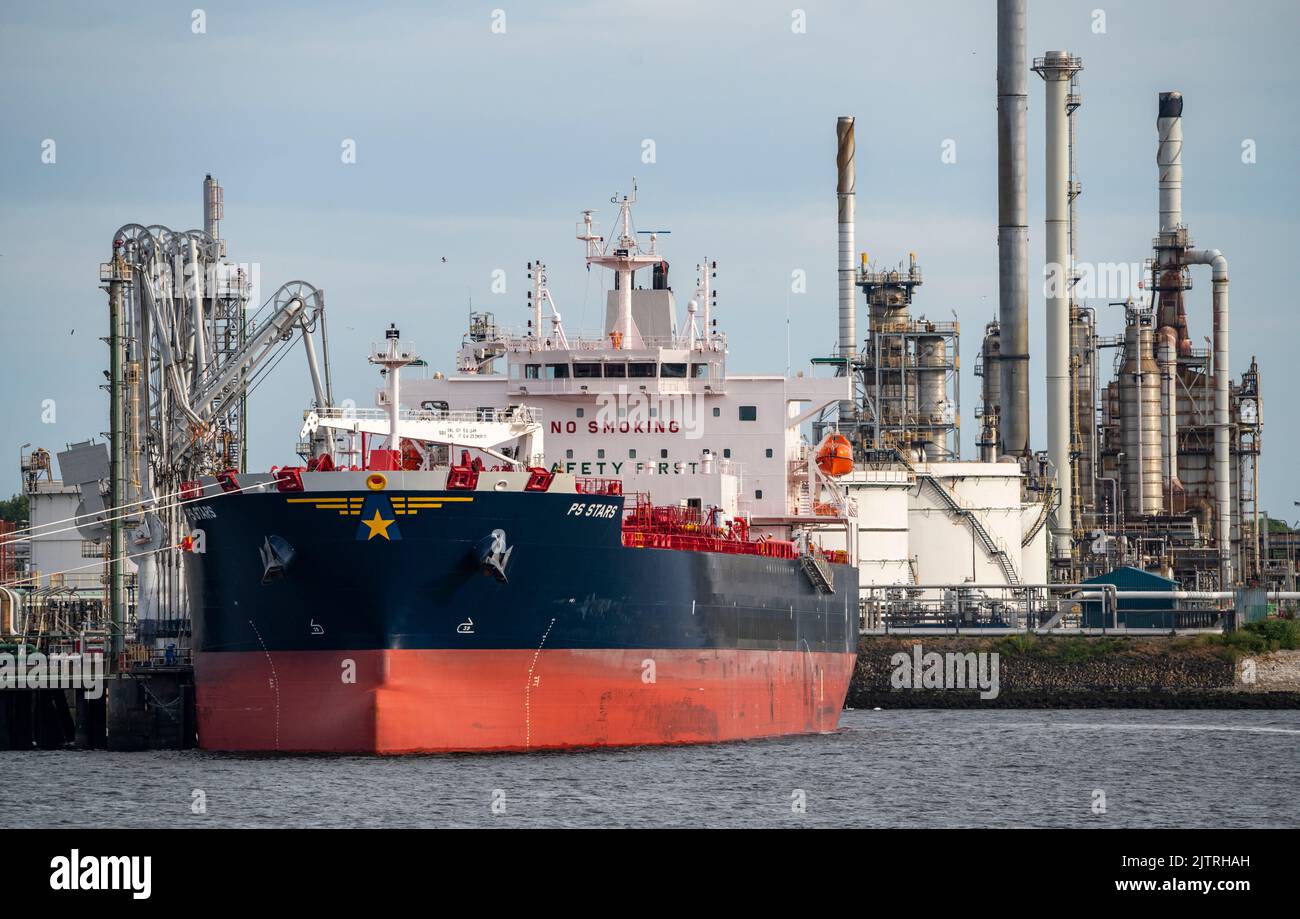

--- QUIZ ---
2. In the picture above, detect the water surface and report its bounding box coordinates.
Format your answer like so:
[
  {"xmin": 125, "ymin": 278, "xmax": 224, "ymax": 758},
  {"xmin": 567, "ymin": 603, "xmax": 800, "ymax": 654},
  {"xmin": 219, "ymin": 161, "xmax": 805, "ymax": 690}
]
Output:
[{"xmin": 3, "ymin": 709, "xmax": 1296, "ymax": 828}]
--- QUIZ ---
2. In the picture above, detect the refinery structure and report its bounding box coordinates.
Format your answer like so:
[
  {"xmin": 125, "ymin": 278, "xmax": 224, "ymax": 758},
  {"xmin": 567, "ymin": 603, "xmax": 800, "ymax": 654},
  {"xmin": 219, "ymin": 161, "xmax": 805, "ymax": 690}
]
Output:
[
  {"xmin": 4, "ymin": 0, "xmax": 1299, "ymax": 710},
  {"xmin": 829, "ymin": 1, "xmax": 1283, "ymax": 619}
]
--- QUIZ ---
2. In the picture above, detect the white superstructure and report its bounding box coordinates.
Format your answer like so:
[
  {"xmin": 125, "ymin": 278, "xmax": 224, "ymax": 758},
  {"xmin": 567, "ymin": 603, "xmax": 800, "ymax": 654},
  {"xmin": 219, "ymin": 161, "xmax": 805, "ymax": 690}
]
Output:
[{"xmin": 396, "ymin": 186, "xmax": 855, "ymax": 554}]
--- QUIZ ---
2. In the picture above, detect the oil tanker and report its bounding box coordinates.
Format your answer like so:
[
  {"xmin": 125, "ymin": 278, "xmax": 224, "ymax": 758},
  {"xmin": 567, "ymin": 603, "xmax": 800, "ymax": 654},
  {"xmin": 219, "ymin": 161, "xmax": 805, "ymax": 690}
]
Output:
[{"xmin": 184, "ymin": 188, "xmax": 861, "ymax": 753}]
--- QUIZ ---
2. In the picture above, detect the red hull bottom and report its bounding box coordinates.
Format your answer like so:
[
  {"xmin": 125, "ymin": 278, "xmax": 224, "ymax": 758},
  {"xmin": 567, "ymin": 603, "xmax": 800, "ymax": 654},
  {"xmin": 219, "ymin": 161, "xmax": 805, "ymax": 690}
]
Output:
[{"xmin": 194, "ymin": 648, "xmax": 856, "ymax": 753}]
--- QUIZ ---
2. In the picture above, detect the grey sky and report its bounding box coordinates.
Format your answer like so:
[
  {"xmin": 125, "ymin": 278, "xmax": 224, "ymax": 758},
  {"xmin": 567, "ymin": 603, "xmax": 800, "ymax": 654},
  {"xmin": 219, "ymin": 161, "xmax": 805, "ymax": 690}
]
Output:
[{"xmin": 2, "ymin": 0, "xmax": 1298, "ymax": 515}]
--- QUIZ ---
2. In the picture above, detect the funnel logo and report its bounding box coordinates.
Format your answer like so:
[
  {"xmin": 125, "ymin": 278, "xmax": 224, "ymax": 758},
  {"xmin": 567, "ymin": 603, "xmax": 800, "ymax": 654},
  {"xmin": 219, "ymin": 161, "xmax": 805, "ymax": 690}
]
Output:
[{"xmin": 356, "ymin": 494, "xmax": 401, "ymax": 542}]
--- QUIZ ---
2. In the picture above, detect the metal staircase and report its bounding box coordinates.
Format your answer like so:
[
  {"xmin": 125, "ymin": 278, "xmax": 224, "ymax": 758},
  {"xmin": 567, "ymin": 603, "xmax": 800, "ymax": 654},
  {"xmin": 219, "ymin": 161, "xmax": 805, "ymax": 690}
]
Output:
[
  {"xmin": 801, "ymin": 553, "xmax": 835, "ymax": 593},
  {"xmin": 917, "ymin": 473, "xmax": 1020, "ymax": 585},
  {"xmin": 1022, "ymin": 486, "xmax": 1053, "ymax": 547}
]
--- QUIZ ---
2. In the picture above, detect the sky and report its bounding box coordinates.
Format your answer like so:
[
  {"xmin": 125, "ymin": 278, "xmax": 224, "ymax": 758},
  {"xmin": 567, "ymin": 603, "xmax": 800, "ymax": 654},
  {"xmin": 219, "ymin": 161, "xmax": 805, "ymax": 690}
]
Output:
[{"xmin": 2, "ymin": 0, "xmax": 1298, "ymax": 517}]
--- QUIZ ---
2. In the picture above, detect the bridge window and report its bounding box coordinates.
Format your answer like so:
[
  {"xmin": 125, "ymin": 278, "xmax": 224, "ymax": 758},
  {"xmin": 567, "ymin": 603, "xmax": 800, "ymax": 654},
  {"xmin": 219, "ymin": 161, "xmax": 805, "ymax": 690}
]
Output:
[
  {"xmin": 524, "ymin": 364, "xmax": 541, "ymax": 379},
  {"xmin": 661, "ymin": 363, "xmax": 688, "ymax": 379},
  {"xmin": 604, "ymin": 363, "xmax": 626, "ymax": 378},
  {"xmin": 629, "ymin": 363, "xmax": 656, "ymax": 378},
  {"xmin": 574, "ymin": 363, "xmax": 601, "ymax": 378},
  {"xmin": 690, "ymin": 363, "xmax": 708, "ymax": 379},
  {"xmin": 545, "ymin": 364, "xmax": 569, "ymax": 379}
]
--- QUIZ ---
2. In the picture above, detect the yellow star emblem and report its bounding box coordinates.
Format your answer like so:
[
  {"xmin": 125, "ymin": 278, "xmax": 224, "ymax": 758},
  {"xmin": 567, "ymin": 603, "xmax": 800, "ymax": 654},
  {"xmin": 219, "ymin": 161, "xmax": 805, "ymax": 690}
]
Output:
[{"xmin": 362, "ymin": 509, "xmax": 395, "ymax": 540}]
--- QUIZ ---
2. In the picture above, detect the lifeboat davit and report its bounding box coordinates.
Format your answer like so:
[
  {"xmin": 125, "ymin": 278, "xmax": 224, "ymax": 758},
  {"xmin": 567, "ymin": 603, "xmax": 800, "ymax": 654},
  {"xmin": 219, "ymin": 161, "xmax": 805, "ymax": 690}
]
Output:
[{"xmin": 815, "ymin": 434, "xmax": 853, "ymax": 477}]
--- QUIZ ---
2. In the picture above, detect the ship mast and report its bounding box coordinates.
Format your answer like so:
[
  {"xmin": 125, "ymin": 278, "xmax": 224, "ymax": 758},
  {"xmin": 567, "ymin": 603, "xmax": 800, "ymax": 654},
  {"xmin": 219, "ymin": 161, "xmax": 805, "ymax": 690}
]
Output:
[
  {"xmin": 580, "ymin": 179, "xmax": 661, "ymax": 349},
  {"xmin": 372, "ymin": 324, "xmax": 417, "ymax": 446}
]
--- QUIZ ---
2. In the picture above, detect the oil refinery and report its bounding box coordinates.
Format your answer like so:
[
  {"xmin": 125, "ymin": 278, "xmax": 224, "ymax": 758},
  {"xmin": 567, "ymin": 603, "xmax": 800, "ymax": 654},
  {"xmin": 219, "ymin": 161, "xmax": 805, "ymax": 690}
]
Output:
[{"xmin": 1, "ymin": 0, "xmax": 1297, "ymax": 754}]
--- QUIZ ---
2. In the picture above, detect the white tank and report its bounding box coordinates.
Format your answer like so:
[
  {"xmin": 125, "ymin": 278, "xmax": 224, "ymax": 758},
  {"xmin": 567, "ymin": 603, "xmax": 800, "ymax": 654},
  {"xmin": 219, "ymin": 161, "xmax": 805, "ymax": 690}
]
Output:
[
  {"xmin": 910, "ymin": 462, "xmax": 1027, "ymax": 587},
  {"xmin": 834, "ymin": 469, "xmax": 913, "ymax": 585}
]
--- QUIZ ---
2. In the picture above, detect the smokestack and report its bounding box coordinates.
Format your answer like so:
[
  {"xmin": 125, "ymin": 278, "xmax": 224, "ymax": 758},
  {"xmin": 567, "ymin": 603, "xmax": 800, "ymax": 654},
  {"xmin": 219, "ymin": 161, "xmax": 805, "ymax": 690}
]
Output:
[
  {"xmin": 1157, "ymin": 93, "xmax": 1183, "ymax": 235},
  {"xmin": 1155, "ymin": 91, "xmax": 1190, "ymax": 355},
  {"xmin": 1154, "ymin": 92, "xmax": 1189, "ymax": 507},
  {"xmin": 837, "ymin": 116, "xmax": 857, "ymax": 422},
  {"xmin": 1035, "ymin": 51, "xmax": 1083, "ymax": 561},
  {"xmin": 996, "ymin": 0, "xmax": 1030, "ymax": 457}
]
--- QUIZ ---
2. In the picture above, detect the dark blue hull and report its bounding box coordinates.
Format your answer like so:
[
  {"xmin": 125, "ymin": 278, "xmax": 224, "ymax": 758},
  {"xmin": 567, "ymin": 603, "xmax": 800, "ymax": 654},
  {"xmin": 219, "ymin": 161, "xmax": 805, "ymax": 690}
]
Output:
[{"xmin": 186, "ymin": 490, "xmax": 857, "ymax": 655}]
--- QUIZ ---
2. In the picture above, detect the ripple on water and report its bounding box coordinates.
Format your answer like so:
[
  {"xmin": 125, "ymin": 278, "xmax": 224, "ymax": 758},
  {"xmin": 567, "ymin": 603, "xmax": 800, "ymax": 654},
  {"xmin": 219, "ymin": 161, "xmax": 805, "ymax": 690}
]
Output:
[{"xmin": 1, "ymin": 709, "xmax": 1297, "ymax": 828}]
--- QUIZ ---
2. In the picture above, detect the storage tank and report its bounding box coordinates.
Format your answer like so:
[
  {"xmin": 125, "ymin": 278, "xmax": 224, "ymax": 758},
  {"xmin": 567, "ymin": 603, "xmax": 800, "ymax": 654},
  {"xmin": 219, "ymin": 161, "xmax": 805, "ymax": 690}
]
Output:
[
  {"xmin": 909, "ymin": 462, "xmax": 1026, "ymax": 587},
  {"xmin": 838, "ymin": 468, "xmax": 913, "ymax": 585}
]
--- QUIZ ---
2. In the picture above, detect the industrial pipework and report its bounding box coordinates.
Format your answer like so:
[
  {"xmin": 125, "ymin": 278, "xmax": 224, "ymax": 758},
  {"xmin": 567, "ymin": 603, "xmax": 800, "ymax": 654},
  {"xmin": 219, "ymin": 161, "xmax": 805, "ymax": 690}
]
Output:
[
  {"xmin": 837, "ymin": 115, "xmax": 857, "ymax": 423},
  {"xmin": 1034, "ymin": 51, "xmax": 1083, "ymax": 562}
]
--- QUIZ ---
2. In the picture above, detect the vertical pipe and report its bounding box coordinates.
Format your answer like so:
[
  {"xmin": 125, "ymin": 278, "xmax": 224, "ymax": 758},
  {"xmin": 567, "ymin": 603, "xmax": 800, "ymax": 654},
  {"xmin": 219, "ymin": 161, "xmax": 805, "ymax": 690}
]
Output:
[
  {"xmin": 837, "ymin": 116, "xmax": 857, "ymax": 422},
  {"xmin": 1133, "ymin": 371, "xmax": 1145, "ymax": 518},
  {"xmin": 1188, "ymin": 249, "xmax": 1232, "ymax": 586},
  {"xmin": 108, "ymin": 276, "xmax": 127, "ymax": 666},
  {"xmin": 997, "ymin": 0, "xmax": 1030, "ymax": 456},
  {"xmin": 1036, "ymin": 51, "xmax": 1078, "ymax": 559},
  {"xmin": 1215, "ymin": 265, "xmax": 1231, "ymax": 587},
  {"xmin": 189, "ymin": 238, "xmax": 207, "ymax": 380},
  {"xmin": 1158, "ymin": 327, "xmax": 1178, "ymax": 492}
]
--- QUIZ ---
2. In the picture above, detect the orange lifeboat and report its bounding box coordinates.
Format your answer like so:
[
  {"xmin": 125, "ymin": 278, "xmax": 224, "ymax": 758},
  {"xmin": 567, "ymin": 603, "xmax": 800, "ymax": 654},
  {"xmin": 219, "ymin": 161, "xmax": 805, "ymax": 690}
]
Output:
[{"xmin": 815, "ymin": 434, "xmax": 854, "ymax": 477}]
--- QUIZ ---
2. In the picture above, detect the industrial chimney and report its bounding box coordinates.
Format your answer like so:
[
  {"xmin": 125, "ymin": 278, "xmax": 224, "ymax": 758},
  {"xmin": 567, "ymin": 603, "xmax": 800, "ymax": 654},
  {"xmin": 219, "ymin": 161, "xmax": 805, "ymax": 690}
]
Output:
[
  {"xmin": 836, "ymin": 116, "xmax": 857, "ymax": 423},
  {"xmin": 1034, "ymin": 50, "xmax": 1083, "ymax": 561},
  {"xmin": 996, "ymin": 0, "xmax": 1030, "ymax": 457}
]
